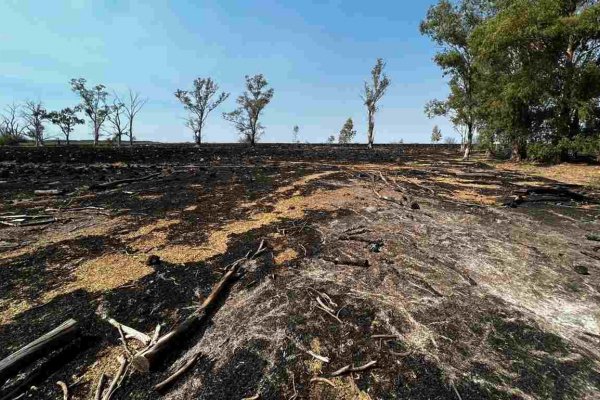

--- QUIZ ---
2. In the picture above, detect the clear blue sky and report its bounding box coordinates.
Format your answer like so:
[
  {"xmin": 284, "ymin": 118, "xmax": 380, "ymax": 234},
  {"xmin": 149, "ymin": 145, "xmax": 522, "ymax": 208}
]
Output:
[{"xmin": 0, "ymin": 0, "xmax": 457, "ymax": 144}]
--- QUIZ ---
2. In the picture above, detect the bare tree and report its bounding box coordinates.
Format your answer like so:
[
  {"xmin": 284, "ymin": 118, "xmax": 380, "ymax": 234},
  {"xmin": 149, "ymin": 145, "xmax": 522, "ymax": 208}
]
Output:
[
  {"xmin": 361, "ymin": 58, "xmax": 391, "ymax": 148},
  {"xmin": 223, "ymin": 74, "xmax": 274, "ymax": 146},
  {"xmin": 47, "ymin": 108, "xmax": 84, "ymax": 145},
  {"xmin": 0, "ymin": 103, "xmax": 26, "ymax": 139},
  {"xmin": 70, "ymin": 78, "xmax": 110, "ymax": 145},
  {"xmin": 120, "ymin": 89, "xmax": 147, "ymax": 146},
  {"xmin": 21, "ymin": 101, "xmax": 48, "ymax": 147},
  {"xmin": 106, "ymin": 98, "xmax": 128, "ymax": 146},
  {"xmin": 175, "ymin": 78, "xmax": 229, "ymax": 145}
]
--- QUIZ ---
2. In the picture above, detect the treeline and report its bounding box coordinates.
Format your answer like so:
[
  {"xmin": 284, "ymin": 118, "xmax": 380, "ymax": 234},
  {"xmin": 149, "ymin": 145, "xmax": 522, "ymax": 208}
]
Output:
[
  {"xmin": 0, "ymin": 80, "xmax": 147, "ymax": 147},
  {"xmin": 1, "ymin": 60, "xmax": 392, "ymax": 148},
  {"xmin": 422, "ymin": 0, "xmax": 600, "ymax": 162}
]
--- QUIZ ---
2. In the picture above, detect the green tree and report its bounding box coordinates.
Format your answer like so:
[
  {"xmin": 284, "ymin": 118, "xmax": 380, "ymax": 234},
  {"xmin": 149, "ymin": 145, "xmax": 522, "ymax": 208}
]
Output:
[
  {"xmin": 175, "ymin": 78, "xmax": 229, "ymax": 145},
  {"xmin": 338, "ymin": 118, "xmax": 357, "ymax": 144},
  {"xmin": 470, "ymin": 0, "xmax": 600, "ymax": 161},
  {"xmin": 326, "ymin": 135, "xmax": 336, "ymax": 144},
  {"xmin": 70, "ymin": 78, "xmax": 110, "ymax": 146},
  {"xmin": 292, "ymin": 125, "xmax": 300, "ymax": 143},
  {"xmin": 361, "ymin": 59, "xmax": 391, "ymax": 148},
  {"xmin": 421, "ymin": 0, "xmax": 491, "ymax": 160},
  {"xmin": 47, "ymin": 108, "xmax": 84, "ymax": 145},
  {"xmin": 431, "ymin": 125, "xmax": 442, "ymax": 143},
  {"xmin": 223, "ymin": 74, "xmax": 274, "ymax": 146}
]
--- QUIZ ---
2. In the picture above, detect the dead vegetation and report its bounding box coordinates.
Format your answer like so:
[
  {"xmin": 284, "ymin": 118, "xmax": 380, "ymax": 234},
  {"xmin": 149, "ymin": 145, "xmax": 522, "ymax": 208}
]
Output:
[{"xmin": 0, "ymin": 145, "xmax": 599, "ymax": 399}]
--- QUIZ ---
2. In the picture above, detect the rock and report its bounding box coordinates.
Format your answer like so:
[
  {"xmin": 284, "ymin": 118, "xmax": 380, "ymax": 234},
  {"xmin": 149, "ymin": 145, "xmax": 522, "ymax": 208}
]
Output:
[
  {"xmin": 574, "ymin": 265, "xmax": 590, "ymax": 275},
  {"xmin": 146, "ymin": 255, "xmax": 161, "ymax": 266},
  {"xmin": 365, "ymin": 206, "xmax": 378, "ymax": 213}
]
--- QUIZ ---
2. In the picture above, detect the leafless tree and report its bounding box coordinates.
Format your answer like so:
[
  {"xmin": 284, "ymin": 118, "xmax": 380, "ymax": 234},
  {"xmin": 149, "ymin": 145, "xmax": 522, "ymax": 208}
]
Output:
[
  {"xmin": 361, "ymin": 58, "xmax": 391, "ymax": 148},
  {"xmin": 21, "ymin": 100, "xmax": 48, "ymax": 146},
  {"xmin": 119, "ymin": 89, "xmax": 147, "ymax": 146},
  {"xmin": 175, "ymin": 78, "xmax": 229, "ymax": 145},
  {"xmin": 106, "ymin": 98, "xmax": 128, "ymax": 146},
  {"xmin": 0, "ymin": 103, "xmax": 26, "ymax": 139},
  {"xmin": 223, "ymin": 74, "xmax": 274, "ymax": 146},
  {"xmin": 70, "ymin": 78, "xmax": 110, "ymax": 145}
]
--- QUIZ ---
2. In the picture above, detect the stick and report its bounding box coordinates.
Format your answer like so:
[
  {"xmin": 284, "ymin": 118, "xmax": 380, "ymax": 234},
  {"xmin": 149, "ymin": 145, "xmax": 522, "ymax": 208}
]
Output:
[
  {"xmin": 307, "ymin": 351, "xmax": 330, "ymax": 363},
  {"xmin": 154, "ymin": 353, "xmax": 200, "ymax": 393},
  {"xmin": 34, "ymin": 189, "xmax": 65, "ymax": 196},
  {"xmin": 56, "ymin": 381, "xmax": 69, "ymax": 400},
  {"xmin": 89, "ymin": 173, "xmax": 160, "ymax": 191},
  {"xmin": 150, "ymin": 324, "xmax": 161, "ymax": 345},
  {"xmin": 0, "ymin": 319, "xmax": 79, "ymax": 383},
  {"xmin": 103, "ymin": 356, "xmax": 127, "ymax": 400},
  {"xmin": 105, "ymin": 318, "xmax": 151, "ymax": 345},
  {"xmin": 310, "ymin": 377, "xmax": 336, "ymax": 388},
  {"xmin": 132, "ymin": 262, "xmax": 242, "ymax": 372},
  {"xmin": 331, "ymin": 360, "xmax": 377, "ymax": 377},
  {"xmin": 94, "ymin": 373, "xmax": 106, "ymax": 400}
]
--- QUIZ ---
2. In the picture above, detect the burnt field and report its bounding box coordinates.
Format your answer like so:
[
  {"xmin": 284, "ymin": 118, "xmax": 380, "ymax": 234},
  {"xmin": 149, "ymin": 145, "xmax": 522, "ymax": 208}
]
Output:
[{"xmin": 0, "ymin": 144, "xmax": 599, "ymax": 399}]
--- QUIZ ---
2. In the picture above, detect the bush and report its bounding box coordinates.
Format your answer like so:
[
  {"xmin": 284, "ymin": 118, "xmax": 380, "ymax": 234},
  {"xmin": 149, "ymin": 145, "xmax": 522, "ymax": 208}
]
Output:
[
  {"xmin": 0, "ymin": 133, "xmax": 24, "ymax": 146},
  {"xmin": 528, "ymin": 136, "xmax": 600, "ymax": 163}
]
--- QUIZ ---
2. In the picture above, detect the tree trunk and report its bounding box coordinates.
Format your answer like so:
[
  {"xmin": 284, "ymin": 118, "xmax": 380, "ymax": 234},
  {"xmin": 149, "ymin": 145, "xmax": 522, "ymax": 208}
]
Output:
[
  {"xmin": 462, "ymin": 123, "xmax": 473, "ymax": 160},
  {"xmin": 117, "ymin": 133, "xmax": 121, "ymax": 147},
  {"xmin": 511, "ymin": 141, "xmax": 524, "ymax": 162},
  {"xmin": 129, "ymin": 120, "xmax": 134, "ymax": 146},
  {"xmin": 367, "ymin": 109, "xmax": 374, "ymax": 149}
]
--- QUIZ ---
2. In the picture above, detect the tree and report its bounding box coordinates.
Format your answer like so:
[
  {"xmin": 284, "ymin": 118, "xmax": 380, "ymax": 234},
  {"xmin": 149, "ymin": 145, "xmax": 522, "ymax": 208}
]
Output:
[
  {"xmin": 431, "ymin": 125, "xmax": 442, "ymax": 143},
  {"xmin": 326, "ymin": 135, "xmax": 336, "ymax": 144},
  {"xmin": 471, "ymin": 0, "xmax": 600, "ymax": 161},
  {"xmin": 0, "ymin": 104, "xmax": 26, "ymax": 140},
  {"xmin": 361, "ymin": 59, "xmax": 391, "ymax": 148},
  {"xmin": 175, "ymin": 78, "xmax": 229, "ymax": 145},
  {"xmin": 47, "ymin": 108, "xmax": 84, "ymax": 145},
  {"xmin": 106, "ymin": 98, "xmax": 128, "ymax": 146},
  {"xmin": 292, "ymin": 125, "xmax": 300, "ymax": 143},
  {"xmin": 421, "ymin": 0, "xmax": 491, "ymax": 160},
  {"xmin": 70, "ymin": 78, "xmax": 110, "ymax": 145},
  {"xmin": 21, "ymin": 101, "xmax": 48, "ymax": 147},
  {"xmin": 120, "ymin": 89, "xmax": 147, "ymax": 146},
  {"xmin": 223, "ymin": 74, "xmax": 274, "ymax": 146},
  {"xmin": 338, "ymin": 118, "xmax": 357, "ymax": 144}
]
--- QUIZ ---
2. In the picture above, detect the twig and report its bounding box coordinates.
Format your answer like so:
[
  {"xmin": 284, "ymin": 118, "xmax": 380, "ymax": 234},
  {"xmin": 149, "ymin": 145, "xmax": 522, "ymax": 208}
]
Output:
[
  {"xmin": 93, "ymin": 373, "xmax": 106, "ymax": 400},
  {"xmin": 116, "ymin": 324, "xmax": 133, "ymax": 357},
  {"xmin": 331, "ymin": 360, "xmax": 377, "ymax": 377},
  {"xmin": 154, "ymin": 353, "xmax": 200, "ymax": 393},
  {"xmin": 150, "ymin": 324, "xmax": 161, "ymax": 346},
  {"xmin": 310, "ymin": 377, "xmax": 336, "ymax": 388},
  {"xmin": 103, "ymin": 356, "xmax": 127, "ymax": 400},
  {"xmin": 307, "ymin": 350, "xmax": 330, "ymax": 363},
  {"xmin": 316, "ymin": 297, "xmax": 335, "ymax": 314},
  {"xmin": 315, "ymin": 304, "xmax": 343, "ymax": 324},
  {"xmin": 371, "ymin": 334, "xmax": 399, "ymax": 340},
  {"xmin": 56, "ymin": 381, "xmax": 69, "ymax": 400},
  {"xmin": 451, "ymin": 381, "xmax": 463, "ymax": 400}
]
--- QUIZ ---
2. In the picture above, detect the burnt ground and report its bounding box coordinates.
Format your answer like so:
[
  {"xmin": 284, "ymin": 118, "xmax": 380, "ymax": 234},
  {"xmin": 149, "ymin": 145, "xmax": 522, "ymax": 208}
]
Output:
[{"xmin": 0, "ymin": 144, "xmax": 599, "ymax": 400}]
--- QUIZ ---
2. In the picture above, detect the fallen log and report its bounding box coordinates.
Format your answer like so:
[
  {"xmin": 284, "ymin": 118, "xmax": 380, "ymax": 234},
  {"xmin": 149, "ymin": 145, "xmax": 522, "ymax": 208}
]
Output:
[
  {"xmin": 0, "ymin": 319, "xmax": 79, "ymax": 383},
  {"xmin": 89, "ymin": 173, "xmax": 160, "ymax": 191},
  {"xmin": 131, "ymin": 262, "xmax": 242, "ymax": 372}
]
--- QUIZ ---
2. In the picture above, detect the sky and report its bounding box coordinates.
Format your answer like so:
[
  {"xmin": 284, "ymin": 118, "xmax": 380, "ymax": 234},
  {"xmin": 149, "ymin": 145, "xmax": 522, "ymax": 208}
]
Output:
[{"xmin": 0, "ymin": 0, "xmax": 457, "ymax": 144}]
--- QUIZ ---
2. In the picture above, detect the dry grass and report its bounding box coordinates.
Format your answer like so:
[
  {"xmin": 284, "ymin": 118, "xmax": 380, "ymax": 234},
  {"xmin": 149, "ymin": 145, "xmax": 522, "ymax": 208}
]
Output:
[{"xmin": 494, "ymin": 162, "xmax": 600, "ymax": 188}]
